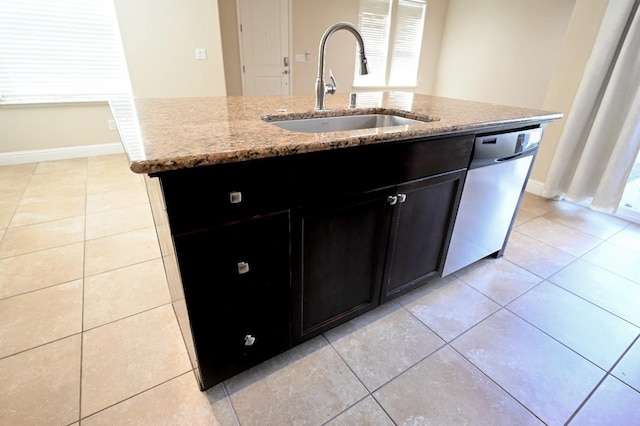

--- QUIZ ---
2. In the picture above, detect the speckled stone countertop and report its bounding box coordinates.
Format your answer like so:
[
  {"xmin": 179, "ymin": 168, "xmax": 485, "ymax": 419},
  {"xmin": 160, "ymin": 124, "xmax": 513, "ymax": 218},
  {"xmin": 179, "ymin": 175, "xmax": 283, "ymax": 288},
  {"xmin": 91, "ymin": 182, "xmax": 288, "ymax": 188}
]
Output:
[{"xmin": 110, "ymin": 92, "xmax": 562, "ymax": 174}]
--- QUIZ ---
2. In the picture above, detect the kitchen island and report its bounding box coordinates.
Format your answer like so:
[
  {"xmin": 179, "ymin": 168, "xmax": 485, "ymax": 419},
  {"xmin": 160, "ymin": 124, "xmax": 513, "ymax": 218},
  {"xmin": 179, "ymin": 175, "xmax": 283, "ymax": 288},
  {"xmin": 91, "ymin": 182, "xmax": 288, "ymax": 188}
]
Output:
[{"xmin": 110, "ymin": 92, "xmax": 561, "ymax": 390}]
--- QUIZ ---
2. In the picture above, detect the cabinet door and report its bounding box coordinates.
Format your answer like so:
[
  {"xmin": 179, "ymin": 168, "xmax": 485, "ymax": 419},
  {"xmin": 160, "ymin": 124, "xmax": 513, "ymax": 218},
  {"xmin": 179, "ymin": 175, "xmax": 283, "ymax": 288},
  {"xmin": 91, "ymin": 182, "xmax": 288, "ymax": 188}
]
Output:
[
  {"xmin": 292, "ymin": 189, "xmax": 393, "ymax": 343},
  {"xmin": 174, "ymin": 212, "xmax": 291, "ymax": 389},
  {"xmin": 381, "ymin": 171, "xmax": 465, "ymax": 302}
]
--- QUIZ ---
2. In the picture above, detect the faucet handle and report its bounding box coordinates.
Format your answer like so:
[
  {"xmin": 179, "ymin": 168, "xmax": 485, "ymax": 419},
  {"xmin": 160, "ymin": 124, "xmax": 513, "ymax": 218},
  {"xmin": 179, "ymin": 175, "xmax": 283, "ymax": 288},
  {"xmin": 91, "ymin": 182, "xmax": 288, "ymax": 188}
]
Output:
[{"xmin": 325, "ymin": 69, "xmax": 337, "ymax": 95}]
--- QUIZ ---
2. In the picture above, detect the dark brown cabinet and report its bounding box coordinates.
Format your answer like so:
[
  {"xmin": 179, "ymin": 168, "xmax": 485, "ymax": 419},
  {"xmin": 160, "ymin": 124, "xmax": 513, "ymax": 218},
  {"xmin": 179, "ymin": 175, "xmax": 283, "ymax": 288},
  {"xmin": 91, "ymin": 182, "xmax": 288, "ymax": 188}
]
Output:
[
  {"xmin": 291, "ymin": 170, "xmax": 466, "ymax": 343},
  {"xmin": 155, "ymin": 134, "xmax": 474, "ymax": 389},
  {"xmin": 173, "ymin": 212, "xmax": 291, "ymax": 389},
  {"xmin": 380, "ymin": 171, "xmax": 465, "ymax": 302},
  {"xmin": 291, "ymin": 188, "xmax": 393, "ymax": 342}
]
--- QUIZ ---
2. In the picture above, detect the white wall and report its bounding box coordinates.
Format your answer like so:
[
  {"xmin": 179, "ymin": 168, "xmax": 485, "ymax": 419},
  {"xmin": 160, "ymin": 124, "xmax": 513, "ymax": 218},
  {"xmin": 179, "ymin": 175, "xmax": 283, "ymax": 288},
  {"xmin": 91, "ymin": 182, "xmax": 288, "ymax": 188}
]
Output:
[
  {"xmin": 431, "ymin": 0, "xmax": 610, "ymax": 184},
  {"xmin": 433, "ymin": 0, "xmax": 576, "ymax": 109},
  {"xmin": 113, "ymin": 0, "xmax": 226, "ymax": 98}
]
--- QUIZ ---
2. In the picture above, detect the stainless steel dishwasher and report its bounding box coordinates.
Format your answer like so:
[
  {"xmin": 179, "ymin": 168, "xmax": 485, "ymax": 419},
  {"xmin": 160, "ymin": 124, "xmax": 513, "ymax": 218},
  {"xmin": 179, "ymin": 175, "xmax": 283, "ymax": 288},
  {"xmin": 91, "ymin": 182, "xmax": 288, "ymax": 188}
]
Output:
[{"xmin": 443, "ymin": 127, "xmax": 543, "ymax": 276}]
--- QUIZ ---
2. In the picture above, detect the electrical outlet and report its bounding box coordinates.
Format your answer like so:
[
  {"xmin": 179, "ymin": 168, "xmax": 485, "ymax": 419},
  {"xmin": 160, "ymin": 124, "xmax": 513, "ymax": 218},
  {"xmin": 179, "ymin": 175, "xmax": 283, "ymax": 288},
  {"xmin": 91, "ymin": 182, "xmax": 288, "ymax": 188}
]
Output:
[
  {"xmin": 108, "ymin": 120, "xmax": 117, "ymax": 131},
  {"xmin": 195, "ymin": 48, "xmax": 207, "ymax": 60}
]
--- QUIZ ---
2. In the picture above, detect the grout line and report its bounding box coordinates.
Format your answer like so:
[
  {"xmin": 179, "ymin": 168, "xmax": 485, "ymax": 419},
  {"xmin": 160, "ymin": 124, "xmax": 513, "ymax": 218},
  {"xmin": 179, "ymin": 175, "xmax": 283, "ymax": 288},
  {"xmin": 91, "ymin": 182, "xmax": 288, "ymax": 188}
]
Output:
[
  {"xmin": 446, "ymin": 329, "xmax": 546, "ymax": 424},
  {"xmin": 565, "ymin": 332, "xmax": 640, "ymax": 424},
  {"xmin": 78, "ymin": 155, "xmax": 89, "ymax": 423},
  {"xmin": 221, "ymin": 380, "xmax": 242, "ymax": 426},
  {"xmin": 78, "ymin": 371, "xmax": 194, "ymax": 422}
]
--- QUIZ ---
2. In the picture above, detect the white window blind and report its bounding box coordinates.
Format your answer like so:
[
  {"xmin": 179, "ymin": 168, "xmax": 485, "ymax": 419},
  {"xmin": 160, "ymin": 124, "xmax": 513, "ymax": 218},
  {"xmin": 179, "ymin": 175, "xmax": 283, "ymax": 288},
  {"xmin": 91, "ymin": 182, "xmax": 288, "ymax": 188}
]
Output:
[
  {"xmin": 354, "ymin": 0, "xmax": 426, "ymax": 87},
  {"xmin": 0, "ymin": 0, "xmax": 131, "ymax": 104}
]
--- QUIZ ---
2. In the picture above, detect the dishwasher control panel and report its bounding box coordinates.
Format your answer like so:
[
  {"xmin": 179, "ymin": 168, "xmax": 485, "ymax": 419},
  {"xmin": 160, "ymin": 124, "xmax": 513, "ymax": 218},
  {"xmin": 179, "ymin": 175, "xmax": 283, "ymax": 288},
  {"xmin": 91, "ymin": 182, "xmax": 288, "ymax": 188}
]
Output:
[{"xmin": 471, "ymin": 127, "xmax": 542, "ymax": 167}]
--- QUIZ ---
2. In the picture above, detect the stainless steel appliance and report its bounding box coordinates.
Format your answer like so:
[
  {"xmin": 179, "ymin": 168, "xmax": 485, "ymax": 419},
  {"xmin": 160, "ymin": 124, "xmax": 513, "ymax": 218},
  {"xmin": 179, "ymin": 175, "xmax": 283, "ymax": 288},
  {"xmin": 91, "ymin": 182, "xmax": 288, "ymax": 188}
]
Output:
[{"xmin": 443, "ymin": 127, "xmax": 543, "ymax": 276}]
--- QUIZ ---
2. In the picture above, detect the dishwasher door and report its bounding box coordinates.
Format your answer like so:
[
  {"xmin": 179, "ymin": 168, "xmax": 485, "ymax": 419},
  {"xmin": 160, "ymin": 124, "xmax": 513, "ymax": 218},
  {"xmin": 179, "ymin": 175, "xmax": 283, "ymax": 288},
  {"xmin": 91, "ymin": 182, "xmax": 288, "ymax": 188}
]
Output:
[{"xmin": 442, "ymin": 153, "xmax": 533, "ymax": 276}]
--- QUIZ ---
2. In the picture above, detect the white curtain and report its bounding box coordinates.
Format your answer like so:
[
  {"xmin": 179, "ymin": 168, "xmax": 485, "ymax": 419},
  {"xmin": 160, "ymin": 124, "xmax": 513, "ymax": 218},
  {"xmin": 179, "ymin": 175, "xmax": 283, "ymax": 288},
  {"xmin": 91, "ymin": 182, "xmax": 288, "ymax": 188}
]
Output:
[{"xmin": 542, "ymin": 0, "xmax": 640, "ymax": 213}]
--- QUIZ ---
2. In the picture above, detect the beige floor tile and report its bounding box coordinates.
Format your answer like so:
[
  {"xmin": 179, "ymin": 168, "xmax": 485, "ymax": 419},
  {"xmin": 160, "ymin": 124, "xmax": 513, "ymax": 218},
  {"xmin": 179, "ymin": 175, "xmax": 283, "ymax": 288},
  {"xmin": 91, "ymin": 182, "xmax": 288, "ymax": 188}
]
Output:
[
  {"xmin": 86, "ymin": 187, "xmax": 149, "ymax": 214},
  {"xmin": 457, "ymin": 257, "xmax": 542, "ymax": 305},
  {"xmin": 570, "ymin": 376, "xmax": 640, "ymax": 425},
  {"xmin": 0, "ymin": 280, "xmax": 82, "ymax": 359},
  {"xmin": 325, "ymin": 301, "xmax": 444, "ymax": 391},
  {"xmin": 514, "ymin": 206, "xmax": 538, "ymax": 226},
  {"xmin": 503, "ymin": 231, "xmax": 576, "ymax": 278},
  {"xmin": 9, "ymin": 195, "xmax": 85, "ymax": 227},
  {"xmin": 225, "ymin": 336, "xmax": 368, "ymax": 425},
  {"xmin": 0, "ymin": 335, "xmax": 81, "ymax": 425},
  {"xmin": 542, "ymin": 202, "xmax": 628, "ymax": 239},
  {"xmin": 34, "ymin": 157, "xmax": 88, "ymax": 175},
  {"xmin": 81, "ymin": 305, "xmax": 191, "ymax": 417},
  {"xmin": 612, "ymin": 339, "xmax": 640, "ymax": 392},
  {"xmin": 84, "ymin": 227, "xmax": 161, "ymax": 276},
  {"xmin": 82, "ymin": 372, "xmax": 221, "ymax": 426},
  {"xmin": 20, "ymin": 171, "xmax": 87, "ymax": 205},
  {"xmin": 517, "ymin": 217, "xmax": 602, "ymax": 257},
  {"xmin": 87, "ymin": 153, "xmax": 129, "ymax": 170},
  {"xmin": 205, "ymin": 383, "xmax": 241, "ymax": 426},
  {"xmin": 0, "ymin": 174, "xmax": 30, "ymax": 193},
  {"xmin": 0, "ymin": 216, "xmax": 85, "ymax": 258},
  {"xmin": 549, "ymin": 259, "xmax": 640, "ymax": 327},
  {"xmin": 0, "ymin": 189, "xmax": 23, "ymax": 209},
  {"xmin": 86, "ymin": 172, "xmax": 144, "ymax": 195},
  {"xmin": 0, "ymin": 206, "xmax": 13, "ymax": 229},
  {"xmin": 84, "ymin": 258, "xmax": 170, "ymax": 330},
  {"xmin": 374, "ymin": 346, "xmax": 542, "ymax": 425},
  {"xmin": 398, "ymin": 278, "xmax": 500, "ymax": 342},
  {"xmin": 581, "ymin": 241, "xmax": 640, "ymax": 284},
  {"xmin": 0, "ymin": 162, "xmax": 36, "ymax": 178},
  {"xmin": 519, "ymin": 193, "xmax": 559, "ymax": 216},
  {"xmin": 85, "ymin": 204, "xmax": 154, "ymax": 240},
  {"xmin": 326, "ymin": 396, "xmax": 394, "ymax": 426},
  {"xmin": 0, "ymin": 242, "xmax": 84, "ymax": 299},
  {"xmin": 508, "ymin": 282, "xmax": 639, "ymax": 370},
  {"xmin": 452, "ymin": 309, "xmax": 605, "ymax": 425},
  {"xmin": 608, "ymin": 223, "xmax": 640, "ymax": 254}
]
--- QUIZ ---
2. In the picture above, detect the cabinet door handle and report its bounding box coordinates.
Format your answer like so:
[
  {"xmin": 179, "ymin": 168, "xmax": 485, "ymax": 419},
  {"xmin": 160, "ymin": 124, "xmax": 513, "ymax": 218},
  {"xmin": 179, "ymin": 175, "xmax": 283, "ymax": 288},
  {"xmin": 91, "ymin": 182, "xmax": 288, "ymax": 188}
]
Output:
[
  {"xmin": 387, "ymin": 195, "xmax": 398, "ymax": 205},
  {"xmin": 244, "ymin": 334, "xmax": 256, "ymax": 346},
  {"xmin": 397, "ymin": 193, "xmax": 407, "ymax": 203},
  {"xmin": 229, "ymin": 191, "xmax": 242, "ymax": 204},
  {"xmin": 237, "ymin": 261, "xmax": 250, "ymax": 274}
]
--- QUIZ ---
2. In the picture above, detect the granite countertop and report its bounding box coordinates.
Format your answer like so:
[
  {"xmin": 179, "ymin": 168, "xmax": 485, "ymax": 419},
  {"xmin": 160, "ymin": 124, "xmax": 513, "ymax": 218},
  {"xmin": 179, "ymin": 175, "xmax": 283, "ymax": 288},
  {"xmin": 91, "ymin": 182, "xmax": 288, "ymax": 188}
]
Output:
[{"xmin": 110, "ymin": 92, "xmax": 562, "ymax": 174}]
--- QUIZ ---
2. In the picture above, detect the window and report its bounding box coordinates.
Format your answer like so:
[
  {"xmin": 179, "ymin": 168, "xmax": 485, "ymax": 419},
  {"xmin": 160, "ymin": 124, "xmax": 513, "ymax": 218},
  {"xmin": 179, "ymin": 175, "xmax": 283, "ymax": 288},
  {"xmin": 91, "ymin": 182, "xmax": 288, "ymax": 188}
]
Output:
[
  {"xmin": 354, "ymin": 0, "xmax": 426, "ymax": 87},
  {"xmin": 0, "ymin": 0, "xmax": 131, "ymax": 104}
]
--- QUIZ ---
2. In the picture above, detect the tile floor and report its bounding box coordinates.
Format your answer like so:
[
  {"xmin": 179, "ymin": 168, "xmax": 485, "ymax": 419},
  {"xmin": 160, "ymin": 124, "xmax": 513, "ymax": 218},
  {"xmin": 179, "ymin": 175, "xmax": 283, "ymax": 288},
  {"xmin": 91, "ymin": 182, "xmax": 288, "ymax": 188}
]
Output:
[{"xmin": 1, "ymin": 154, "xmax": 639, "ymax": 425}]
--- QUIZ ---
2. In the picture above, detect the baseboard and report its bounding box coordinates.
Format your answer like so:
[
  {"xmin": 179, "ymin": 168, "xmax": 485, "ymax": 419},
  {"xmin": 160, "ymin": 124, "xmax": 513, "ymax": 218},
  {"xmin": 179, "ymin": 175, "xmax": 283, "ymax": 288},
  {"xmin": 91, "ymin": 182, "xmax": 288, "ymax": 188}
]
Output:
[
  {"xmin": 0, "ymin": 143, "xmax": 124, "ymax": 166},
  {"xmin": 525, "ymin": 179, "xmax": 545, "ymax": 196}
]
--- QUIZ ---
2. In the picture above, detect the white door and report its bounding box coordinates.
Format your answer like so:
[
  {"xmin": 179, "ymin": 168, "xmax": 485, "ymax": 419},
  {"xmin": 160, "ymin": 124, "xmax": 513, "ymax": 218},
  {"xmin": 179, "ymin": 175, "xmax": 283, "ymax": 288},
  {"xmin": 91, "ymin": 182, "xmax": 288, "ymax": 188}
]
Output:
[{"xmin": 238, "ymin": 0, "xmax": 290, "ymax": 96}]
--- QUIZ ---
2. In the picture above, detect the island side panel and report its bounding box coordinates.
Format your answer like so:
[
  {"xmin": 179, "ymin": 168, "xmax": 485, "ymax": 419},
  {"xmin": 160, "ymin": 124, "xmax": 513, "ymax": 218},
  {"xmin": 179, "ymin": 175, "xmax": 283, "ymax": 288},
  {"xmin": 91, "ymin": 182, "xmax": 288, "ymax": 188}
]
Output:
[{"xmin": 144, "ymin": 174, "xmax": 202, "ymax": 386}]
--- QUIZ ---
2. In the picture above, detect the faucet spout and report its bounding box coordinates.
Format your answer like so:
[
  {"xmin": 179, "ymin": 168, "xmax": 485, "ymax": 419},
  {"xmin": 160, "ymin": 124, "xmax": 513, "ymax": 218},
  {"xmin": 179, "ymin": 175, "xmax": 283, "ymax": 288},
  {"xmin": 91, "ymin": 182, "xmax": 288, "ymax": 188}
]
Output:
[{"xmin": 315, "ymin": 22, "xmax": 368, "ymax": 110}]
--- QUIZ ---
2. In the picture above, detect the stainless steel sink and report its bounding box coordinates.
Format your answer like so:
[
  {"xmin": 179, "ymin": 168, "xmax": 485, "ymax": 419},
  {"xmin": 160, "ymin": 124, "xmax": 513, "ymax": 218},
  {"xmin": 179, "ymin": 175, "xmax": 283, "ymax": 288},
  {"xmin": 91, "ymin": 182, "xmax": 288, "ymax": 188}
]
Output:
[{"xmin": 266, "ymin": 113, "xmax": 434, "ymax": 133}]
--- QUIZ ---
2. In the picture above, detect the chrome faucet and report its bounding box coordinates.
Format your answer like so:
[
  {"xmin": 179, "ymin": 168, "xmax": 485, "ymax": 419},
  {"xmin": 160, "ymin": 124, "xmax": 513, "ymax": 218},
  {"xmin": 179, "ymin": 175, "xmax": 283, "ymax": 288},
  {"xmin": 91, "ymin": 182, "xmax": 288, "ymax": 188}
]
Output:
[{"xmin": 315, "ymin": 22, "xmax": 369, "ymax": 110}]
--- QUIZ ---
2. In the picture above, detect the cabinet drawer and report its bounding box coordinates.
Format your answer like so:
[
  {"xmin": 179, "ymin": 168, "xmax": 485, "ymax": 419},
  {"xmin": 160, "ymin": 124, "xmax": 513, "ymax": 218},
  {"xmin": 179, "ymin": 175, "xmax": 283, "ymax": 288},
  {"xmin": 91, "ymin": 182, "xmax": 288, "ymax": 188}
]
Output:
[
  {"xmin": 292, "ymin": 135, "xmax": 473, "ymax": 205},
  {"xmin": 174, "ymin": 212, "xmax": 291, "ymax": 388},
  {"xmin": 159, "ymin": 158, "xmax": 289, "ymax": 234},
  {"xmin": 395, "ymin": 135, "xmax": 474, "ymax": 182}
]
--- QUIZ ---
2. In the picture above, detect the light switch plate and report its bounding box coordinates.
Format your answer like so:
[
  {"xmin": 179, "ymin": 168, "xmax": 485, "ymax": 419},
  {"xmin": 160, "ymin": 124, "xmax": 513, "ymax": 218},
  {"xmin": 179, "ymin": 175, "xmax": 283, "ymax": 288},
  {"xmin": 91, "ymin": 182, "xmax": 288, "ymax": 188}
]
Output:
[
  {"xmin": 195, "ymin": 48, "xmax": 207, "ymax": 60},
  {"xmin": 295, "ymin": 54, "xmax": 306, "ymax": 62}
]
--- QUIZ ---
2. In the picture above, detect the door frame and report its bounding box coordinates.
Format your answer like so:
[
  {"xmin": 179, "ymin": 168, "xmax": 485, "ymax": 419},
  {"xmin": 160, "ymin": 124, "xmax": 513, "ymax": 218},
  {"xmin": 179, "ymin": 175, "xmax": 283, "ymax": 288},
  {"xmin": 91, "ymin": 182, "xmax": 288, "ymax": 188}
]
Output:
[{"xmin": 235, "ymin": 0, "xmax": 292, "ymax": 96}]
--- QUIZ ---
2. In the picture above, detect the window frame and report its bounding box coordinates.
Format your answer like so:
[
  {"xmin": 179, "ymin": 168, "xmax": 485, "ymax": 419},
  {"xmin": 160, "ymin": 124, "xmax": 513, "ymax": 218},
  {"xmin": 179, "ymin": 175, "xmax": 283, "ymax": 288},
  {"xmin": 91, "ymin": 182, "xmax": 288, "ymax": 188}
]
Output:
[{"xmin": 353, "ymin": 0, "xmax": 426, "ymax": 89}]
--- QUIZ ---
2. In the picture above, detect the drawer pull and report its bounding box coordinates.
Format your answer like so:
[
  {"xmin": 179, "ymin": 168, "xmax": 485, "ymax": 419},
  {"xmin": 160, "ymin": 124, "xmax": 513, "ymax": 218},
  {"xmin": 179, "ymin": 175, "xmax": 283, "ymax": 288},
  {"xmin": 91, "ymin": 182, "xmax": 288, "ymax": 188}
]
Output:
[
  {"xmin": 244, "ymin": 334, "xmax": 256, "ymax": 346},
  {"xmin": 229, "ymin": 191, "xmax": 243, "ymax": 204},
  {"xmin": 397, "ymin": 193, "xmax": 407, "ymax": 203},
  {"xmin": 387, "ymin": 195, "xmax": 398, "ymax": 205},
  {"xmin": 237, "ymin": 261, "xmax": 250, "ymax": 275}
]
